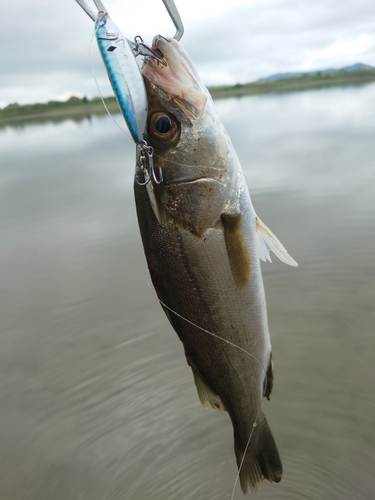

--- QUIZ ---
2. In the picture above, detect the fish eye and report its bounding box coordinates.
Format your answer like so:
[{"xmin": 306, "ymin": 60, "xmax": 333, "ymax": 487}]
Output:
[
  {"xmin": 148, "ymin": 111, "xmax": 180, "ymax": 146},
  {"xmin": 155, "ymin": 115, "xmax": 171, "ymax": 133}
]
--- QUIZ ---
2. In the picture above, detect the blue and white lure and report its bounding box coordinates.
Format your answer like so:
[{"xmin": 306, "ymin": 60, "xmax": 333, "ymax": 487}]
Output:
[
  {"xmin": 94, "ymin": 12, "xmax": 147, "ymax": 144},
  {"xmin": 75, "ymin": 0, "xmax": 183, "ymax": 178}
]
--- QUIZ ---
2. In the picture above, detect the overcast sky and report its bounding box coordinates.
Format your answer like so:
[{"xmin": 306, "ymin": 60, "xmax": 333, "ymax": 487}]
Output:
[{"xmin": 2, "ymin": 0, "xmax": 375, "ymax": 107}]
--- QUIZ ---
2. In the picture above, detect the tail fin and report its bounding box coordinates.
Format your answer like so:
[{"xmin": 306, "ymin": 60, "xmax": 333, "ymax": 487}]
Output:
[{"xmin": 234, "ymin": 415, "xmax": 282, "ymax": 493}]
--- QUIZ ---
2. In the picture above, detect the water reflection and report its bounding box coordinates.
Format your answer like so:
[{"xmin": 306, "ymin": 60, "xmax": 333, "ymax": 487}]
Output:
[
  {"xmin": 0, "ymin": 110, "xmax": 111, "ymax": 131},
  {"xmin": 1, "ymin": 85, "xmax": 375, "ymax": 499}
]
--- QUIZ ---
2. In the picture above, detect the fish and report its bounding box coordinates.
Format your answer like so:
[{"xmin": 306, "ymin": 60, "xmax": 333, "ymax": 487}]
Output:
[
  {"xmin": 134, "ymin": 36, "xmax": 297, "ymax": 493},
  {"xmin": 74, "ymin": 0, "xmax": 298, "ymax": 494}
]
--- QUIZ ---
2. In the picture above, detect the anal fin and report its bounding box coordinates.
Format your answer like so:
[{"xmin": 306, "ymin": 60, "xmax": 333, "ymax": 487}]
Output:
[{"xmin": 186, "ymin": 354, "xmax": 226, "ymax": 411}]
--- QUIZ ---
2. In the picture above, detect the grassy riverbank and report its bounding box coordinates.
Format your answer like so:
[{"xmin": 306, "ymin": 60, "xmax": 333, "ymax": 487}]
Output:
[
  {"xmin": 0, "ymin": 96, "xmax": 120, "ymax": 124},
  {"xmin": 208, "ymin": 67, "xmax": 375, "ymax": 99},
  {"xmin": 2, "ymin": 68, "xmax": 375, "ymax": 124}
]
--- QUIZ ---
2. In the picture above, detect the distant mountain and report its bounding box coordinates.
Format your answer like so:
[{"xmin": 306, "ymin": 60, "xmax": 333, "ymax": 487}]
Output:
[{"xmin": 257, "ymin": 63, "xmax": 374, "ymax": 82}]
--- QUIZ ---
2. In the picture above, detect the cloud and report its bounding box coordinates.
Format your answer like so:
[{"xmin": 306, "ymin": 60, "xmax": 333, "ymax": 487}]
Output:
[
  {"xmin": 111, "ymin": 0, "xmax": 266, "ymax": 37},
  {"xmin": 2, "ymin": 0, "xmax": 375, "ymax": 106},
  {"xmin": 302, "ymin": 34, "xmax": 375, "ymax": 69}
]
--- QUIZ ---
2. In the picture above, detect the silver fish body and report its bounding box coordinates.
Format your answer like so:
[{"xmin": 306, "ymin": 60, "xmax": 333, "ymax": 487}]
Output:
[{"xmin": 134, "ymin": 37, "xmax": 297, "ymax": 493}]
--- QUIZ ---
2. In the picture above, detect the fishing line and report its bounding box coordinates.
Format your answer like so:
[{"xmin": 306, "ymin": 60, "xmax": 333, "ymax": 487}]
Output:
[
  {"xmin": 88, "ymin": 30, "xmax": 268, "ymax": 497},
  {"xmin": 147, "ymin": 282, "xmax": 266, "ymax": 369},
  {"xmin": 145, "ymin": 277, "xmax": 269, "ymax": 498},
  {"xmin": 151, "ymin": 151, "xmax": 249, "ymax": 183},
  {"xmin": 230, "ymin": 404, "xmax": 264, "ymax": 500},
  {"xmin": 145, "ymin": 148, "xmax": 250, "ymax": 193}
]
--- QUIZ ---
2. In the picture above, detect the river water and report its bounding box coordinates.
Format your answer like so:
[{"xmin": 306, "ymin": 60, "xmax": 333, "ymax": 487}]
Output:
[{"xmin": 1, "ymin": 84, "xmax": 375, "ymax": 500}]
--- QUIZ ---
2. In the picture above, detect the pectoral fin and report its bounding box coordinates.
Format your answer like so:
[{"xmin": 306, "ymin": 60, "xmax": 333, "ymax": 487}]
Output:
[
  {"xmin": 256, "ymin": 217, "xmax": 298, "ymax": 266},
  {"xmin": 222, "ymin": 213, "xmax": 251, "ymax": 289},
  {"xmin": 185, "ymin": 354, "xmax": 226, "ymax": 411}
]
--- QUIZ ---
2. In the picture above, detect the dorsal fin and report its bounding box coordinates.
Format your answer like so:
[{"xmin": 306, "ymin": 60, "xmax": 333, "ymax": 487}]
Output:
[{"xmin": 263, "ymin": 354, "xmax": 274, "ymax": 400}]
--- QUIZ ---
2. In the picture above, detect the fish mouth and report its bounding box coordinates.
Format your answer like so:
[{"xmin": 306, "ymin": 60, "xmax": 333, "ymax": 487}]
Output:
[{"xmin": 142, "ymin": 36, "xmax": 208, "ymax": 121}]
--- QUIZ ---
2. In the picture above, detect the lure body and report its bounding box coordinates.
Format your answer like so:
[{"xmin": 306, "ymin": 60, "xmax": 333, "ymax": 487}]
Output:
[{"xmin": 95, "ymin": 14, "xmax": 147, "ymax": 143}]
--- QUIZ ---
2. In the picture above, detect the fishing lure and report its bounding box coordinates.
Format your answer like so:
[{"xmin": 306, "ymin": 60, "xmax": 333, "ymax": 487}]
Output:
[{"xmin": 75, "ymin": 0, "xmax": 183, "ymax": 145}]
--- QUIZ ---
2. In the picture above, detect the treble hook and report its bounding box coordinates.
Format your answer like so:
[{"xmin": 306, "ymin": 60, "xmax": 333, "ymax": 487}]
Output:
[
  {"xmin": 136, "ymin": 142, "xmax": 163, "ymax": 186},
  {"xmin": 133, "ymin": 36, "xmax": 166, "ymax": 66}
]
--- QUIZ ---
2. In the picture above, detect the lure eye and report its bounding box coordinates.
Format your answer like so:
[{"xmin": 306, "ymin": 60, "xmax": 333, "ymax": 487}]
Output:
[{"xmin": 148, "ymin": 111, "xmax": 180, "ymax": 146}]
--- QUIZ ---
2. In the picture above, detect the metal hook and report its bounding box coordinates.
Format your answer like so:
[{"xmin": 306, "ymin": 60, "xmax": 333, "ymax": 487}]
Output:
[
  {"xmin": 133, "ymin": 36, "xmax": 167, "ymax": 66},
  {"xmin": 76, "ymin": 0, "xmax": 184, "ymax": 41},
  {"xmin": 136, "ymin": 142, "xmax": 163, "ymax": 186},
  {"xmin": 161, "ymin": 0, "xmax": 184, "ymax": 41}
]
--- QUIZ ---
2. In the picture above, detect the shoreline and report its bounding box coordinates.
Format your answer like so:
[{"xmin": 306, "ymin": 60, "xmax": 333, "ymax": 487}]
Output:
[
  {"xmin": 209, "ymin": 71, "xmax": 375, "ymax": 99},
  {"xmin": 2, "ymin": 71, "xmax": 375, "ymax": 126},
  {"xmin": 0, "ymin": 100, "xmax": 120, "ymax": 125}
]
